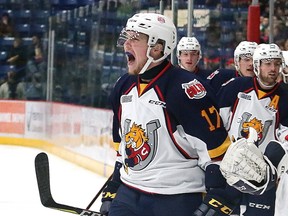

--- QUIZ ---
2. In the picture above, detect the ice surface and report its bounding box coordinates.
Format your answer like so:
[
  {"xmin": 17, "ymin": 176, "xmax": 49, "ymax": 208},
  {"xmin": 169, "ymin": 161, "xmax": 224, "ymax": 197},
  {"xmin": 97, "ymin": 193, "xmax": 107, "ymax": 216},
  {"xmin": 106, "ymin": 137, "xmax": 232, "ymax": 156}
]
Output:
[{"xmin": 0, "ymin": 145, "xmax": 107, "ymax": 215}]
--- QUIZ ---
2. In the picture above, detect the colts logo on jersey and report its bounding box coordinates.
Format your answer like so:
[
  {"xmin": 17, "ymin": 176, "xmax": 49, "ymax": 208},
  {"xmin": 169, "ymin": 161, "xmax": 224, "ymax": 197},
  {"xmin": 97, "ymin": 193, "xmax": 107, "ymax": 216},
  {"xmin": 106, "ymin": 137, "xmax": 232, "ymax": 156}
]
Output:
[
  {"xmin": 123, "ymin": 119, "xmax": 160, "ymax": 172},
  {"xmin": 182, "ymin": 79, "xmax": 207, "ymax": 99},
  {"xmin": 238, "ymin": 112, "xmax": 272, "ymax": 146}
]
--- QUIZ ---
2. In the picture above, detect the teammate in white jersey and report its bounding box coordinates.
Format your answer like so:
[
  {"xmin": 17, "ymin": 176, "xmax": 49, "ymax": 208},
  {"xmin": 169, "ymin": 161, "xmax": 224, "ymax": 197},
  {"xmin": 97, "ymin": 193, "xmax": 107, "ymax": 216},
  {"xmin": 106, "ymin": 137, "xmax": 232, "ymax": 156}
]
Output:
[
  {"xmin": 99, "ymin": 13, "xmax": 243, "ymax": 216},
  {"xmin": 217, "ymin": 43, "xmax": 288, "ymax": 216}
]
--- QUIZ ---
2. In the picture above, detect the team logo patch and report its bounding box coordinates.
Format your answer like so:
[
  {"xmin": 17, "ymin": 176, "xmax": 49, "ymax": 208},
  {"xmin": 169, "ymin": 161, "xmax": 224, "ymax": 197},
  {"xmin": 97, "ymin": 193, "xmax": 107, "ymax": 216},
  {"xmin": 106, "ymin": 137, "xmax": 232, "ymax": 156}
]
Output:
[
  {"xmin": 237, "ymin": 112, "xmax": 272, "ymax": 146},
  {"xmin": 122, "ymin": 119, "xmax": 160, "ymax": 172},
  {"xmin": 157, "ymin": 16, "xmax": 165, "ymax": 23},
  {"xmin": 182, "ymin": 79, "xmax": 207, "ymax": 99}
]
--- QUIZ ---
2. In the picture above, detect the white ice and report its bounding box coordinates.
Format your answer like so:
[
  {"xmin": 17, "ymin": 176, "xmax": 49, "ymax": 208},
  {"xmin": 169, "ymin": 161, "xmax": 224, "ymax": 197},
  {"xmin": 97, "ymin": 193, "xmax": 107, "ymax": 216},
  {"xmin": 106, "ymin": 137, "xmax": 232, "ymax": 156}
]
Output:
[{"xmin": 0, "ymin": 145, "xmax": 108, "ymax": 215}]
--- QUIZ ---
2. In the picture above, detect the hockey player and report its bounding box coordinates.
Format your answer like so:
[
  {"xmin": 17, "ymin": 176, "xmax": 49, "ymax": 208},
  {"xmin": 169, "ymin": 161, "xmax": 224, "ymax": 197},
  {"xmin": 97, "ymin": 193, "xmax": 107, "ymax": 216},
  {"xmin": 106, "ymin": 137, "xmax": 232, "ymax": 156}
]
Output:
[
  {"xmin": 207, "ymin": 41, "xmax": 258, "ymax": 93},
  {"xmin": 99, "ymin": 12, "xmax": 242, "ymax": 216},
  {"xmin": 217, "ymin": 43, "xmax": 288, "ymax": 216},
  {"xmin": 177, "ymin": 36, "xmax": 212, "ymax": 79}
]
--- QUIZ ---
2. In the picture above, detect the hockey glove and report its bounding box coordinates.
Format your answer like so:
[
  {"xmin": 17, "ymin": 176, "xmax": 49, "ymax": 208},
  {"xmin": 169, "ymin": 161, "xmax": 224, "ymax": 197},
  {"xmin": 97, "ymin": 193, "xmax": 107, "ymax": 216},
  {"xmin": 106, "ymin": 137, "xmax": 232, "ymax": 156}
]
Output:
[
  {"xmin": 193, "ymin": 164, "xmax": 242, "ymax": 216},
  {"xmin": 193, "ymin": 187, "xmax": 241, "ymax": 216},
  {"xmin": 100, "ymin": 161, "xmax": 122, "ymax": 215},
  {"xmin": 100, "ymin": 180, "xmax": 120, "ymax": 215},
  {"xmin": 220, "ymin": 129, "xmax": 278, "ymax": 195}
]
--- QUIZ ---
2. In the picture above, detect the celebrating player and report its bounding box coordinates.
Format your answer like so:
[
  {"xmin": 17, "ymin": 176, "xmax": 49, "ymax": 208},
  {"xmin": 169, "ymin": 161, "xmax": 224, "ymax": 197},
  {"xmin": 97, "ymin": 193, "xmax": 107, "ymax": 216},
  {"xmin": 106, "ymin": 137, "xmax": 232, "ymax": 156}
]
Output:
[
  {"xmin": 99, "ymin": 12, "xmax": 242, "ymax": 216},
  {"xmin": 177, "ymin": 36, "xmax": 211, "ymax": 79},
  {"xmin": 207, "ymin": 41, "xmax": 258, "ymax": 93},
  {"xmin": 217, "ymin": 43, "xmax": 288, "ymax": 216}
]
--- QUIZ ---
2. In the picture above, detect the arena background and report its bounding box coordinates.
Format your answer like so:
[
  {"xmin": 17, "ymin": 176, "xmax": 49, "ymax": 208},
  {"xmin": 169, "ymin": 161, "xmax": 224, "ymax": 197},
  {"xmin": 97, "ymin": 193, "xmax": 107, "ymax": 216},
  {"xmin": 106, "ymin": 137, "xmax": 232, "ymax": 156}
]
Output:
[{"xmin": 0, "ymin": 0, "xmax": 286, "ymax": 177}]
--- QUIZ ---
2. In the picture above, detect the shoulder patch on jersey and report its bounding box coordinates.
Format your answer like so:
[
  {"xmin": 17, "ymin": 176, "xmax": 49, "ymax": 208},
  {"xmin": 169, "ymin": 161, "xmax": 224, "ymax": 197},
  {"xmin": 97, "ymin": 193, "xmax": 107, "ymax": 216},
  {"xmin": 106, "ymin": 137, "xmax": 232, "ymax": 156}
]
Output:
[
  {"xmin": 207, "ymin": 70, "xmax": 220, "ymax": 80},
  {"xmin": 121, "ymin": 95, "xmax": 133, "ymax": 103},
  {"xmin": 182, "ymin": 79, "xmax": 207, "ymax": 99},
  {"xmin": 237, "ymin": 92, "xmax": 251, "ymax": 100}
]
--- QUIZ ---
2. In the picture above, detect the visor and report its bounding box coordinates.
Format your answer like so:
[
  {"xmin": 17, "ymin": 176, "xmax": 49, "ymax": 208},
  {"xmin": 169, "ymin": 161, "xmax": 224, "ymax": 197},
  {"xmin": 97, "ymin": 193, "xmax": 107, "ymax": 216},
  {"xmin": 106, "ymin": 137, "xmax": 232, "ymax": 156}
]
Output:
[{"xmin": 117, "ymin": 28, "xmax": 140, "ymax": 47}]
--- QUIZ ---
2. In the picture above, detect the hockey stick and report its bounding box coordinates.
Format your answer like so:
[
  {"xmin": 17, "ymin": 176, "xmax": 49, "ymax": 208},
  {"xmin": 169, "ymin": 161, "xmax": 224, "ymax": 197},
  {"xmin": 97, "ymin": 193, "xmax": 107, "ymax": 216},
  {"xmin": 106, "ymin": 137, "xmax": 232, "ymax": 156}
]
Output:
[
  {"xmin": 86, "ymin": 173, "xmax": 112, "ymax": 209},
  {"xmin": 35, "ymin": 152, "xmax": 108, "ymax": 216}
]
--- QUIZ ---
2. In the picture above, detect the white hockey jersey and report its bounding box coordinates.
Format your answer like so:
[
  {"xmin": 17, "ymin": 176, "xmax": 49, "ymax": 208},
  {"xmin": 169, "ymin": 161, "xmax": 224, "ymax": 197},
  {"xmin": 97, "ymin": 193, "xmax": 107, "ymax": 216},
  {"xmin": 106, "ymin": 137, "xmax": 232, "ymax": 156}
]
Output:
[
  {"xmin": 110, "ymin": 60, "xmax": 231, "ymax": 195},
  {"xmin": 218, "ymin": 77, "xmax": 288, "ymax": 153}
]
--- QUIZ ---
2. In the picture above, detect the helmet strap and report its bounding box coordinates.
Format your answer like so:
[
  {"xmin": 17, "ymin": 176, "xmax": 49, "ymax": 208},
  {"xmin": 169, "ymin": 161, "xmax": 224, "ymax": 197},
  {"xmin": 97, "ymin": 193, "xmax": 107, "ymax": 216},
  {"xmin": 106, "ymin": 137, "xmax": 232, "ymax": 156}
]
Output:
[
  {"xmin": 257, "ymin": 77, "xmax": 277, "ymax": 89},
  {"xmin": 139, "ymin": 46, "xmax": 167, "ymax": 74}
]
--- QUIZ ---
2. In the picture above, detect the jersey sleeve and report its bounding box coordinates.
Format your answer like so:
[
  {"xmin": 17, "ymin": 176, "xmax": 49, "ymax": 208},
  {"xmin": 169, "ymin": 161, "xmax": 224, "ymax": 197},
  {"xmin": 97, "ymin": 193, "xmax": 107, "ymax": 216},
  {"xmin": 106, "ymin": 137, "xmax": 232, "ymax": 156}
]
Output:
[
  {"xmin": 109, "ymin": 74, "xmax": 133, "ymax": 152},
  {"xmin": 206, "ymin": 68, "xmax": 237, "ymax": 93},
  {"xmin": 217, "ymin": 77, "xmax": 243, "ymax": 130}
]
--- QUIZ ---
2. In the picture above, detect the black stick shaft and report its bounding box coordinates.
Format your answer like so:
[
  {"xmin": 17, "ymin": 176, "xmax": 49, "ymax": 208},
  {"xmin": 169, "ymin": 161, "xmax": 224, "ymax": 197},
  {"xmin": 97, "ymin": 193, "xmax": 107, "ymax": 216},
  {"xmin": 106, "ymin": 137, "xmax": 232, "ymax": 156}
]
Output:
[{"xmin": 85, "ymin": 173, "xmax": 113, "ymax": 210}]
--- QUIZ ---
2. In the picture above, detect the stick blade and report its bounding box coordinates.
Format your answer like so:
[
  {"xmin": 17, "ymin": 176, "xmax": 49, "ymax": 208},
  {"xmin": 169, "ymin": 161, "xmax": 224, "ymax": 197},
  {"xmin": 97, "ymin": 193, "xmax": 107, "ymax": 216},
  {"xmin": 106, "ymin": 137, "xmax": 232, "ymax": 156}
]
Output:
[
  {"xmin": 35, "ymin": 152, "xmax": 54, "ymax": 206},
  {"xmin": 34, "ymin": 152, "xmax": 103, "ymax": 215}
]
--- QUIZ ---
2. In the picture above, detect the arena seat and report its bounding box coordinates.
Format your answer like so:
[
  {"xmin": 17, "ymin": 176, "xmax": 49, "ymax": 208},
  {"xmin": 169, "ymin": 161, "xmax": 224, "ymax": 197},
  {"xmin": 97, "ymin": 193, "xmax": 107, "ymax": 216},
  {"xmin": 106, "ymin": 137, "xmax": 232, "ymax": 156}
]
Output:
[
  {"xmin": 15, "ymin": 23, "xmax": 31, "ymax": 37},
  {"xmin": 0, "ymin": 37, "xmax": 14, "ymax": 50},
  {"xmin": 77, "ymin": 0, "xmax": 94, "ymax": 6}
]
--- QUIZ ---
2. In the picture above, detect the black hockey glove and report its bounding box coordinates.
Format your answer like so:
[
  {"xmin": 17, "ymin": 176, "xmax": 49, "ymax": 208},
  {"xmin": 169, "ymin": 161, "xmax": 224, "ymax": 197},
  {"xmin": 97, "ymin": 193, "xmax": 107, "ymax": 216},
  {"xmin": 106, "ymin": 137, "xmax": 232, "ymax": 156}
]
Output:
[
  {"xmin": 193, "ymin": 164, "xmax": 242, "ymax": 216},
  {"xmin": 193, "ymin": 186, "xmax": 241, "ymax": 216},
  {"xmin": 100, "ymin": 161, "xmax": 122, "ymax": 215},
  {"xmin": 100, "ymin": 180, "xmax": 121, "ymax": 215}
]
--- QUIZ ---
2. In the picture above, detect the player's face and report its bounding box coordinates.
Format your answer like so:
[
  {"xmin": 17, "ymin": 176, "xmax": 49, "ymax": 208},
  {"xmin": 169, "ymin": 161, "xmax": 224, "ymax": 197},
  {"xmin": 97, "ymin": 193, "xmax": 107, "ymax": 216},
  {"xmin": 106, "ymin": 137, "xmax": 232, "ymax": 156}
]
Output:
[
  {"xmin": 179, "ymin": 50, "xmax": 199, "ymax": 72},
  {"xmin": 259, "ymin": 58, "xmax": 282, "ymax": 86},
  {"xmin": 122, "ymin": 31, "xmax": 149, "ymax": 75},
  {"xmin": 239, "ymin": 56, "xmax": 254, "ymax": 77}
]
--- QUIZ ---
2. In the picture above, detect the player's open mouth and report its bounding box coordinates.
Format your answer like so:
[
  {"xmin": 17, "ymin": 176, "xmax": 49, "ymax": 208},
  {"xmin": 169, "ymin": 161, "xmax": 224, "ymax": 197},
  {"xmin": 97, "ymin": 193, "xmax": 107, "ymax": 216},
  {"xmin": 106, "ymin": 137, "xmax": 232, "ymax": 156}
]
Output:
[{"xmin": 125, "ymin": 52, "xmax": 135, "ymax": 63}]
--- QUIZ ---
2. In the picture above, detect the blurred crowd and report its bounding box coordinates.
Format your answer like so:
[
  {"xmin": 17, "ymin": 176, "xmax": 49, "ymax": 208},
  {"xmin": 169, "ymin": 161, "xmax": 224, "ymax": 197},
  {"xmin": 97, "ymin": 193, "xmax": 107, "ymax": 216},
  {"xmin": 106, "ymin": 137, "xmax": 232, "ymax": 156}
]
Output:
[
  {"xmin": 0, "ymin": 12, "xmax": 46, "ymax": 100},
  {"xmin": 0, "ymin": 0, "xmax": 287, "ymax": 105}
]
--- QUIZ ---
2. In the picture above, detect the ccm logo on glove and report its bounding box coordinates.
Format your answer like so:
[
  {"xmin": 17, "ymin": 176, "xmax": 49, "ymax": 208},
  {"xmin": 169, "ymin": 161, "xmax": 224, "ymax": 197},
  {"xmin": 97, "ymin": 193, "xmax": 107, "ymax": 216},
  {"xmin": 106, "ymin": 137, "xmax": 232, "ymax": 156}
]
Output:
[
  {"xmin": 208, "ymin": 197, "xmax": 232, "ymax": 215},
  {"xmin": 102, "ymin": 191, "xmax": 116, "ymax": 199}
]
